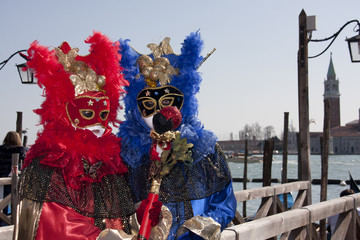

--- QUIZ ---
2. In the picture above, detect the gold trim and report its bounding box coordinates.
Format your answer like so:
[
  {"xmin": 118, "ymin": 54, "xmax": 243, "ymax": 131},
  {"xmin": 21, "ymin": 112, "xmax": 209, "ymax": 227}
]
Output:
[
  {"xmin": 159, "ymin": 96, "xmax": 174, "ymax": 108},
  {"xmin": 150, "ymin": 179, "xmax": 162, "ymax": 194},
  {"xmin": 99, "ymin": 110, "xmax": 110, "ymax": 121},
  {"xmin": 73, "ymin": 95, "xmax": 109, "ymax": 101},
  {"xmin": 79, "ymin": 109, "xmax": 95, "ymax": 120},
  {"xmin": 140, "ymin": 99, "xmax": 157, "ymax": 111},
  {"xmin": 136, "ymin": 85, "xmax": 183, "ymax": 98}
]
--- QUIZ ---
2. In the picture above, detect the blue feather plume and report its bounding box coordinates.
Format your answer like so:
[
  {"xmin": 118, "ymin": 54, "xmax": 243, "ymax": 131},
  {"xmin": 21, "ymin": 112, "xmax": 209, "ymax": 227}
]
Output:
[{"xmin": 118, "ymin": 31, "xmax": 217, "ymax": 168}]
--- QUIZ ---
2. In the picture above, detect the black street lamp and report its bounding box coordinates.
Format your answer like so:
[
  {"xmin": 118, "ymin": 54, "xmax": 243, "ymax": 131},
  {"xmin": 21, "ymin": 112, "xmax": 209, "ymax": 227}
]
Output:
[
  {"xmin": 0, "ymin": 50, "xmax": 37, "ymax": 84},
  {"xmin": 309, "ymin": 19, "xmax": 360, "ymax": 60},
  {"xmin": 346, "ymin": 33, "xmax": 360, "ymax": 62},
  {"xmin": 16, "ymin": 62, "xmax": 36, "ymax": 84}
]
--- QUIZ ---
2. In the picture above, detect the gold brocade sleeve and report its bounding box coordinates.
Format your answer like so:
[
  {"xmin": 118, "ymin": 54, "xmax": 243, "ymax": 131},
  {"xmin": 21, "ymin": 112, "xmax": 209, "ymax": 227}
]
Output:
[
  {"xmin": 176, "ymin": 215, "xmax": 221, "ymax": 240},
  {"xmin": 97, "ymin": 205, "xmax": 172, "ymax": 240},
  {"xmin": 15, "ymin": 199, "xmax": 43, "ymax": 240}
]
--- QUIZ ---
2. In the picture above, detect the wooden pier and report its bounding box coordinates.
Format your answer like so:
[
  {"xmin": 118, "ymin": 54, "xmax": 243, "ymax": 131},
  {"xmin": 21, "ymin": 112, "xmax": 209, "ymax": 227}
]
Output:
[
  {"xmin": 1, "ymin": 154, "xmax": 359, "ymax": 239},
  {"xmin": 1, "ymin": 178, "xmax": 359, "ymax": 239},
  {"xmin": 222, "ymin": 181, "xmax": 360, "ymax": 240}
]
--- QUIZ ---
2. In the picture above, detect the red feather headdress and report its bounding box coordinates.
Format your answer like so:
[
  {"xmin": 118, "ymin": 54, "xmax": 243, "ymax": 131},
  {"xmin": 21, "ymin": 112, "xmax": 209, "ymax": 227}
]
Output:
[
  {"xmin": 23, "ymin": 32, "xmax": 129, "ymax": 189},
  {"xmin": 27, "ymin": 32, "xmax": 127, "ymax": 129}
]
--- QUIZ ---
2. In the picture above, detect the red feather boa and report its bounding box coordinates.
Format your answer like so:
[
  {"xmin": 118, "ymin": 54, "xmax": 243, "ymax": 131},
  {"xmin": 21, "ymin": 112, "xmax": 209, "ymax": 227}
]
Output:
[{"xmin": 23, "ymin": 125, "xmax": 127, "ymax": 189}]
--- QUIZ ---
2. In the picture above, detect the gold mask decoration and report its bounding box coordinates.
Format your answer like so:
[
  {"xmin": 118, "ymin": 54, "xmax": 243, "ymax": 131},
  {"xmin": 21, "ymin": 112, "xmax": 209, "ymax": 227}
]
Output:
[
  {"xmin": 55, "ymin": 44, "xmax": 106, "ymax": 96},
  {"xmin": 136, "ymin": 37, "xmax": 179, "ymax": 88}
]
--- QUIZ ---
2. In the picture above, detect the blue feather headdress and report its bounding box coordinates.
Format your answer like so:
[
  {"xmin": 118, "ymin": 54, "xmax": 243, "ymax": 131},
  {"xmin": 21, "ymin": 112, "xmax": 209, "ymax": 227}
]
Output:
[{"xmin": 118, "ymin": 31, "xmax": 217, "ymax": 168}]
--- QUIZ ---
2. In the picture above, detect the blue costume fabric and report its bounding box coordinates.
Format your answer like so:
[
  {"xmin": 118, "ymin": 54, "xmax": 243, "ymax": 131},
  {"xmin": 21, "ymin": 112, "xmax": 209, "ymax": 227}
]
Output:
[{"xmin": 118, "ymin": 31, "xmax": 237, "ymax": 239}]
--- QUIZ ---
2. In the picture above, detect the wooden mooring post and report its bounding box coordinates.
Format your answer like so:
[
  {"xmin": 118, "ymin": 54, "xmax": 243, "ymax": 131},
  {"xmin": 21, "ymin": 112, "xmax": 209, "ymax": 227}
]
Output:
[
  {"xmin": 16, "ymin": 112, "xmax": 22, "ymax": 140},
  {"xmin": 297, "ymin": 9, "xmax": 312, "ymax": 207},
  {"xmin": 297, "ymin": 9, "xmax": 311, "ymax": 186},
  {"xmin": 282, "ymin": 112, "xmax": 289, "ymax": 210},
  {"xmin": 263, "ymin": 140, "xmax": 274, "ymax": 188},
  {"xmin": 320, "ymin": 99, "xmax": 331, "ymax": 239},
  {"xmin": 242, "ymin": 137, "xmax": 248, "ymax": 218}
]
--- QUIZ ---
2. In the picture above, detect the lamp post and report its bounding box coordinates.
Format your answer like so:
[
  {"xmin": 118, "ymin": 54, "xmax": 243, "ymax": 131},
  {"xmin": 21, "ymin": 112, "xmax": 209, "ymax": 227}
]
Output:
[
  {"xmin": 298, "ymin": 9, "xmax": 360, "ymax": 239},
  {"xmin": 298, "ymin": 9, "xmax": 360, "ymax": 187},
  {"xmin": 297, "ymin": 10, "xmax": 311, "ymax": 198},
  {"xmin": 0, "ymin": 49, "xmax": 37, "ymax": 151}
]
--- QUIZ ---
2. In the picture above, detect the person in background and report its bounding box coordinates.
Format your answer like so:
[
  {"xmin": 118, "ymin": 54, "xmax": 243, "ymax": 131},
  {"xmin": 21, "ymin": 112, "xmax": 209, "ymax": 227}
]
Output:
[
  {"xmin": 327, "ymin": 189, "xmax": 359, "ymax": 238},
  {"xmin": 118, "ymin": 31, "xmax": 237, "ymax": 240},
  {"xmin": 0, "ymin": 131, "xmax": 26, "ymax": 225}
]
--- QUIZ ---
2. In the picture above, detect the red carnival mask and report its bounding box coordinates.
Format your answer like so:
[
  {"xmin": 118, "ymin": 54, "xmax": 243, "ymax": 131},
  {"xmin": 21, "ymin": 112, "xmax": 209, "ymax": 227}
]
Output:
[{"xmin": 66, "ymin": 92, "xmax": 110, "ymax": 130}]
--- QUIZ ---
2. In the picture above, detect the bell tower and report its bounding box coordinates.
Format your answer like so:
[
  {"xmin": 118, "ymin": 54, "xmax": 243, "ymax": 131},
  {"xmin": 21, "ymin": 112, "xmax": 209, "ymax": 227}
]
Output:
[{"xmin": 323, "ymin": 53, "xmax": 341, "ymax": 128}]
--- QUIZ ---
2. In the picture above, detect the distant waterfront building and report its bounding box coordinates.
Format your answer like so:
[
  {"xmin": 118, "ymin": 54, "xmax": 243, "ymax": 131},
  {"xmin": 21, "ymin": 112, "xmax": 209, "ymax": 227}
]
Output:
[
  {"xmin": 220, "ymin": 56, "xmax": 360, "ymax": 155},
  {"xmin": 323, "ymin": 53, "xmax": 341, "ymax": 129},
  {"xmin": 330, "ymin": 117, "xmax": 360, "ymax": 154},
  {"xmin": 290, "ymin": 55, "xmax": 360, "ymax": 154},
  {"xmin": 218, "ymin": 139, "xmax": 262, "ymax": 154},
  {"xmin": 288, "ymin": 132, "xmax": 298, "ymax": 154}
]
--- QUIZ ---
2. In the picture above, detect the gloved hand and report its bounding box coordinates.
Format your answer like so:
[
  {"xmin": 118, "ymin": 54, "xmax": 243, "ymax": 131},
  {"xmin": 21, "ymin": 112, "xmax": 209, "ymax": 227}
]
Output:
[{"xmin": 137, "ymin": 197, "xmax": 163, "ymax": 227}]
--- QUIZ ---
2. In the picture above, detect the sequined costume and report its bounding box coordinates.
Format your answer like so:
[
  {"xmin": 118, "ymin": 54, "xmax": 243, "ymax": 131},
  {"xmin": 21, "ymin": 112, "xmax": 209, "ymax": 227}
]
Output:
[
  {"xmin": 118, "ymin": 32, "xmax": 237, "ymax": 240},
  {"xmin": 15, "ymin": 32, "xmax": 135, "ymax": 240}
]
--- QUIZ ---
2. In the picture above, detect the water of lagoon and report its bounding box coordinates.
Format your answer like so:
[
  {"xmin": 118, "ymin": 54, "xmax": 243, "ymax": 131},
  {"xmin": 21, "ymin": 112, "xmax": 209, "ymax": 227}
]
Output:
[{"xmin": 229, "ymin": 154, "xmax": 360, "ymax": 216}]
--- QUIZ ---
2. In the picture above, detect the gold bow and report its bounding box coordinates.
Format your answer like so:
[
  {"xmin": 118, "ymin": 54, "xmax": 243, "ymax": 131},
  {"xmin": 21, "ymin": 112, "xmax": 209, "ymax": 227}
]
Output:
[
  {"xmin": 147, "ymin": 37, "xmax": 174, "ymax": 58},
  {"xmin": 55, "ymin": 45, "xmax": 106, "ymax": 96},
  {"xmin": 150, "ymin": 129, "xmax": 178, "ymax": 147}
]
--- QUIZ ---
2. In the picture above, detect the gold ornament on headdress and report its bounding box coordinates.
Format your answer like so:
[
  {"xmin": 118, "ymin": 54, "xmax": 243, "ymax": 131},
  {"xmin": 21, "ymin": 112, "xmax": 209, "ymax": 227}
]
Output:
[
  {"xmin": 136, "ymin": 37, "xmax": 179, "ymax": 88},
  {"xmin": 147, "ymin": 37, "xmax": 174, "ymax": 58},
  {"xmin": 55, "ymin": 45, "xmax": 106, "ymax": 96}
]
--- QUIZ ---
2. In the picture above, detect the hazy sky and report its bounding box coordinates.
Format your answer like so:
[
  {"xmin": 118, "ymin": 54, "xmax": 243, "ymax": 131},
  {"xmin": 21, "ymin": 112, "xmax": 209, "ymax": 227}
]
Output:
[{"xmin": 1, "ymin": 0, "xmax": 360, "ymax": 145}]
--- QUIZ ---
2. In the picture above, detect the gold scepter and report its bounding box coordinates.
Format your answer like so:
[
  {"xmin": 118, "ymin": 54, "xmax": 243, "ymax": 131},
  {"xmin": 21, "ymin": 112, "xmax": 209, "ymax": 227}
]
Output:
[{"xmin": 138, "ymin": 106, "xmax": 193, "ymax": 240}]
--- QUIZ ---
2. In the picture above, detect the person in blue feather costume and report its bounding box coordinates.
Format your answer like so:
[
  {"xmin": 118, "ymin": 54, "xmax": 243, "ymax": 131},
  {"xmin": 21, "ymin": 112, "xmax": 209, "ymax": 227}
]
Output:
[{"xmin": 118, "ymin": 31, "xmax": 236, "ymax": 240}]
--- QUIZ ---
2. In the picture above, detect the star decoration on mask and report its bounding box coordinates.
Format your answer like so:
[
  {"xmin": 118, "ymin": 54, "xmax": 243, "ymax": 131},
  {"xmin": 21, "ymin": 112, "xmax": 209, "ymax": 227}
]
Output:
[
  {"xmin": 145, "ymin": 90, "xmax": 151, "ymax": 96},
  {"xmin": 103, "ymin": 100, "xmax": 108, "ymax": 106},
  {"xmin": 87, "ymin": 100, "xmax": 94, "ymax": 106},
  {"xmin": 164, "ymin": 88, "xmax": 170, "ymax": 94}
]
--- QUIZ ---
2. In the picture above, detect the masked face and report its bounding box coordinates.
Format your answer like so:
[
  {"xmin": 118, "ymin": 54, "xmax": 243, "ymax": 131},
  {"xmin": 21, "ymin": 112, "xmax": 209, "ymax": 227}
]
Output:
[
  {"xmin": 137, "ymin": 85, "xmax": 183, "ymax": 129},
  {"xmin": 137, "ymin": 86, "xmax": 183, "ymax": 118},
  {"xmin": 66, "ymin": 93, "xmax": 110, "ymax": 137}
]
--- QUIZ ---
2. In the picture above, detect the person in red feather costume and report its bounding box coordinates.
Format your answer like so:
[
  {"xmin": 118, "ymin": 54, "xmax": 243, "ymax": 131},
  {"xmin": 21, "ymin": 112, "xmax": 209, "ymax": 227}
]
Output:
[{"xmin": 15, "ymin": 32, "xmax": 142, "ymax": 240}]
